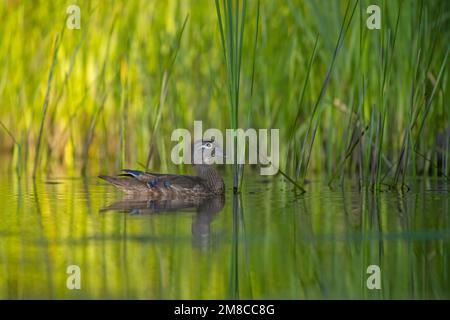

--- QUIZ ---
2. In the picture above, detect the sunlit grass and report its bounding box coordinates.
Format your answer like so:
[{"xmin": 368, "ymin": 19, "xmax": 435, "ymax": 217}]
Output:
[{"xmin": 0, "ymin": 0, "xmax": 448, "ymax": 187}]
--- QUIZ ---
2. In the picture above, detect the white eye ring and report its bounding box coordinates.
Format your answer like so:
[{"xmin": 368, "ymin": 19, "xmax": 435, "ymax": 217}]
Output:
[{"xmin": 205, "ymin": 142, "xmax": 212, "ymax": 148}]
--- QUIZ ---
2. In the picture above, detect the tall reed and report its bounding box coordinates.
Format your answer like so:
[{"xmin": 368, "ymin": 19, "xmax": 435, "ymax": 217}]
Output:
[
  {"xmin": 32, "ymin": 34, "xmax": 62, "ymax": 178},
  {"xmin": 215, "ymin": 0, "xmax": 247, "ymax": 192}
]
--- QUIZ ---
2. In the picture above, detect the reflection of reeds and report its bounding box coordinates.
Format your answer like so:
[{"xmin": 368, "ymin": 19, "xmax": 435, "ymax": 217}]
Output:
[
  {"xmin": 229, "ymin": 192, "xmax": 240, "ymax": 298},
  {"xmin": 1, "ymin": 176, "xmax": 449, "ymax": 298}
]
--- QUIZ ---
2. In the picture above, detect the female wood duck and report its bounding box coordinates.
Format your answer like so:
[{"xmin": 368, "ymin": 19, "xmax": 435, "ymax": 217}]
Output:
[{"xmin": 99, "ymin": 139, "xmax": 225, "ymax": 196}]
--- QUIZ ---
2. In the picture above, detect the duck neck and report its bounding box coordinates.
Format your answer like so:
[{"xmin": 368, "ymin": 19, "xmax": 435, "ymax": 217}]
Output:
[{"xmin": 195, "ymin": 165, "xmax": 224, "ymax": 194}]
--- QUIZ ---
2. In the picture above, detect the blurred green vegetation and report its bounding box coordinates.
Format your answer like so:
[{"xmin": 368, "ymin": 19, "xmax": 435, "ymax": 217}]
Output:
[{"xmin": 0, "ymin": 0, "xmax": 448, "ymax": 186}]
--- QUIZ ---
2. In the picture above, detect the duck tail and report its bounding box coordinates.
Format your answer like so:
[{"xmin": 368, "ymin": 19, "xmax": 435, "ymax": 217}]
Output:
[
  {"xmin": 98, "ymin": 175, "xmax": 151, "ymax": 194},
  {"xmin": 98, "ymin": 175, "xmax": 131, "ymax": 192}
]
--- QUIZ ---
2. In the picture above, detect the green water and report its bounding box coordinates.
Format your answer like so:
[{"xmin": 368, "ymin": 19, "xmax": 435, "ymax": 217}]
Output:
[{"xmin": 0, "ymin": 175, "xmax": 448, "ymax": 299}]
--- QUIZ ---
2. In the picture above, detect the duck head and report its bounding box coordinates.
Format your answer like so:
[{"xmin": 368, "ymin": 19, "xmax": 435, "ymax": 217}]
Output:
[{"xmin": 192, "ymin": 138, "xmax": 226, "ymax": 165}]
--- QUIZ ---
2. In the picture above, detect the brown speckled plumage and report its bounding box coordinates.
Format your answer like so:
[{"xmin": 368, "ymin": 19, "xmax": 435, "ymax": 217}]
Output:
[{"xmin": 99, "ymin": 139, "xmax": 225, "ymax": 197}]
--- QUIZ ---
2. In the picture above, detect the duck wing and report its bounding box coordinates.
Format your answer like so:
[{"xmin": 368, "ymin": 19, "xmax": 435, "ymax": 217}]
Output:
[
  {"xmin": 121, "ymin": 169, "xmax": 205, "ymax": 188},
  {"xmin": 99, "ymin": 169, "xmax": 207, "ymax": 195}
]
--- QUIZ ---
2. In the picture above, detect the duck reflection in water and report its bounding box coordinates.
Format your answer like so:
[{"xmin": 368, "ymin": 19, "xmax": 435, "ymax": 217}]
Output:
[
  {"xmin": 100, "ymin": 194, "xmax": 225, "ymax": 249},
  {"xmin": 99, "ymin": 139, "xmax": 227, "ymax": 248}
]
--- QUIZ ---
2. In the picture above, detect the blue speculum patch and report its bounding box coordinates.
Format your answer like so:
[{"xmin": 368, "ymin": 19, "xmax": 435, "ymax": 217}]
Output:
[{"xmin": 147, "ymin": 179, "xmax": 158, "ymax": 188}]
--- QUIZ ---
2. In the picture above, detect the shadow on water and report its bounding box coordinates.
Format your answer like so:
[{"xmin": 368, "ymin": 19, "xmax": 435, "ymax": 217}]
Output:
[{"xmin": 0, "ymin": 175, "xmax": 448, "ymax": 299}]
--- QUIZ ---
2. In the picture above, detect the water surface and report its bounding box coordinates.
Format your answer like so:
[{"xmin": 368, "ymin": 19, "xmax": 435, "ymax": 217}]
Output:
[{"xmin": 0, "ymin": 175, "xmax": 448, "ymax": 299}]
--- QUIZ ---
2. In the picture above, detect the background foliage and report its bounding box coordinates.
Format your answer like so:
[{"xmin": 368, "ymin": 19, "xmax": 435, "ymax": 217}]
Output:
[{"xmin": 0, "ymin": 0, "xmax": 448, "ymax": 186}]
